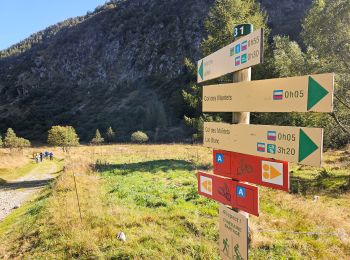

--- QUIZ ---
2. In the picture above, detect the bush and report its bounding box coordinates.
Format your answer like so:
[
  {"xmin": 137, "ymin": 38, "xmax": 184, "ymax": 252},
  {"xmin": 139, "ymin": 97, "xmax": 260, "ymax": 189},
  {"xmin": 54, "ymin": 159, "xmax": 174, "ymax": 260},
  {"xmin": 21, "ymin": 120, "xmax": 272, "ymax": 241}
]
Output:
[
  {"xmin": 3, "ymin": 128, "xmax": 31, "ymax": 149},
  {"xmin": 131, "ymin": 131, "xmax": 149, "ymax": 143},
  {"xmin": 47, "ymin": 126, "xmax": 79, "ymax": 151},
  {"xmin": 0, "ymin": 135, "xmax": 2, "ymax": 148},
  {"xmin": 91, "ymin": 129, "xmax": 104, "ymax": 145}
]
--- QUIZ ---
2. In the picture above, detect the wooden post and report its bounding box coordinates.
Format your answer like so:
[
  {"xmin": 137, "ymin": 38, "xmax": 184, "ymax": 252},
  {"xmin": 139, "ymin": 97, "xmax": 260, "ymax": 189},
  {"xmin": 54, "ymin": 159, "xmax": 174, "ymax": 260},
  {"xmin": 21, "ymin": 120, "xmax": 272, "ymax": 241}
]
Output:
[
  {"xmin": 232, "ymin": 67, "xmax": 251, "ymax": 124},
  {"xmin": 232, "ymin": 32, "xmax": 251, "ymax": 219}
]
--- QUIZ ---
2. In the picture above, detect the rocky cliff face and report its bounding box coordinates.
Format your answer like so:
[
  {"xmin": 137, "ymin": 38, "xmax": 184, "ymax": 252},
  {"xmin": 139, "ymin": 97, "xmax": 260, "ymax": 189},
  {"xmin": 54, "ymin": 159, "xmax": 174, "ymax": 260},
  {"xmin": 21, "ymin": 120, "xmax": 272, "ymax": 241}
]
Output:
[
  {"xmin": 259, "ymin": 0, "xmax": 313, "ymax": 40},
  {"xmin": 0, "ymin": 0, "xmax": 312, "ymax": 142}
]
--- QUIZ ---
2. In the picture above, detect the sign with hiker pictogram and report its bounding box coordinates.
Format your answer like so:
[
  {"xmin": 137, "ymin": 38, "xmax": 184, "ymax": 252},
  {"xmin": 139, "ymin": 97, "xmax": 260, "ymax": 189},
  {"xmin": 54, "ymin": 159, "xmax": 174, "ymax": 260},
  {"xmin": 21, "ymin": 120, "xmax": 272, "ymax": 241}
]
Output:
[
  {"xmin": 213, "ymin": 150, "xmax": 289, "ymax": 192},
  {"xmin": 197, "ymin": 172, "xmax": 259, "ymax": 216},
  {"xmin": 202, "ymin": 73, "xmax": 334, "ymax": 113},
  {"xmin": 219, "ymin": 204, "xmax": 248, "ymax": 260}
]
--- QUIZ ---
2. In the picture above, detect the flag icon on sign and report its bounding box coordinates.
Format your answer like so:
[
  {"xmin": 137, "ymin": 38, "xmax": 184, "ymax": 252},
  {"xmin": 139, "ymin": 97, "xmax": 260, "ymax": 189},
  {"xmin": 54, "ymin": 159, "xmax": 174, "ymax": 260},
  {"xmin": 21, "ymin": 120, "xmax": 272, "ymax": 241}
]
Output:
[
  {"xmin": 262, "ymin": 161, "xmax": 283, "ymax": 186},
  {"xmin": 267, "ymin": 131, "xmax": 276, "ymax": 141},
  {"xmin": 241, "ymin": 40, "xmax": 248, "ymax": 51},
  {"xmin": 241, "ymin": 54, "xmax": 247, "ymax": 64},
  {"xmin": 235, "ymin": 56, "xmax": 241, "ymax": 66},
  {"xmin": 200, "ymin": 175, "xmax": 212, "ymax": 195},
  {"xmin": 235, "ymin": 44, "xmax": 241, "ymax": 54},
  {"xmin": 257, "ymin": 142, "xmax": 265, "ymax": 152},
  {"xmin": 273, "ymin": 90, "xmax": 283, "ymax": 100}
]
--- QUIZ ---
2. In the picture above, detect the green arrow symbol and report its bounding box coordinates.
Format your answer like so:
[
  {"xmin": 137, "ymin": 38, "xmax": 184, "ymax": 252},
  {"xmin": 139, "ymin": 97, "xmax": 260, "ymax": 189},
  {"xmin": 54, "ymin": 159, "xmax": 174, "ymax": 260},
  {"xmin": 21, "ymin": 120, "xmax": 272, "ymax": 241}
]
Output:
[
  {"xmin": 307, "ymin": 76, "xmax": 329, "ymax": 110},
  {"xmin": 298, "ymin": 129, "xmax": 318, "ymax": 162},
  {"xmin": 198, "ymin": 60, "xmax": 204, "ymax": 80}
]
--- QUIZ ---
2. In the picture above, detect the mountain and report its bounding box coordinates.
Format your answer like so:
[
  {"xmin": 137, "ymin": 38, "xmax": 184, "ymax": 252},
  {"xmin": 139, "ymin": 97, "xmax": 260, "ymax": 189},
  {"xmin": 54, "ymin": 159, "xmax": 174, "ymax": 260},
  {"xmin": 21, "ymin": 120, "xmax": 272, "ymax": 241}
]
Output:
[{"xmin": 0, "ymin": 0, "xmax": 312, "ymax": 142}]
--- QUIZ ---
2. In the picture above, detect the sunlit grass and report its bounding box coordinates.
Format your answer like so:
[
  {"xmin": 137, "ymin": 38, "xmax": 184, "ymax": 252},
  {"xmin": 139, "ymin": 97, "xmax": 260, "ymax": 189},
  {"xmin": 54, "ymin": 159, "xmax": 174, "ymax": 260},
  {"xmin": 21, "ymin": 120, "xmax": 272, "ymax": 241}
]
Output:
[{"xmin": 0, "ymin": 144, "xmax": 349, "ymax": 259}]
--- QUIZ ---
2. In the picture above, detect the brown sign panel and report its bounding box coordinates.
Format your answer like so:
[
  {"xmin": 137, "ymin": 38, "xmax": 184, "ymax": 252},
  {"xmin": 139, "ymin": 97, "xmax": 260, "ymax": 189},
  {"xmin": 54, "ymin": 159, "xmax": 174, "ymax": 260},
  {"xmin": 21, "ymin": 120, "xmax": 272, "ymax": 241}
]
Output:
[
  {"xmin": 204, "ymin": 122, "xmax": 323, "ymax": 167},
  {"xmin": 219, "ymin": 204, "xmax": 248, "ymax": 260},
  {"xmin": 197, "ymin": 29, "xmax": 263, "ymax": 83},
  {"xmin": 203, "ymin": 73, "xmax": 334, "ymax": 112}
]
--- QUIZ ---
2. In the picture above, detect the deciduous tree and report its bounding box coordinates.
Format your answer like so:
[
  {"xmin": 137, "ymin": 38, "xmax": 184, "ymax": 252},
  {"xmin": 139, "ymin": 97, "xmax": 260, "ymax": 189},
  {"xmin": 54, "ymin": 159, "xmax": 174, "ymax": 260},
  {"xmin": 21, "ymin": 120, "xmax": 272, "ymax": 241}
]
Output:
[{"xmin": 47, "ymin": 126, "xmax": 79, "ymax": 152}]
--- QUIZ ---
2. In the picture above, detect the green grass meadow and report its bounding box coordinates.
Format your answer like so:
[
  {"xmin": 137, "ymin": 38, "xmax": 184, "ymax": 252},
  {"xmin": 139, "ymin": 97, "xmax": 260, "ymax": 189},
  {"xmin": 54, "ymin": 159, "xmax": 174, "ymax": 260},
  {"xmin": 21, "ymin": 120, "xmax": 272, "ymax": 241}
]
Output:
[{"xmin": 0, "ymin": 145, "xmax": 349, "ymax": 259}]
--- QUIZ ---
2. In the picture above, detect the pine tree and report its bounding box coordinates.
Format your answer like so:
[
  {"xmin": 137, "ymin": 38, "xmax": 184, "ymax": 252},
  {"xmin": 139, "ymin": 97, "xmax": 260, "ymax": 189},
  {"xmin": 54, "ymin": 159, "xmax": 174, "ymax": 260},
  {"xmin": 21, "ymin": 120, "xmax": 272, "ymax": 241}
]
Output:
[
  {"xmin": 106, "ymin": 127, "xmax": 116, "ymax": 143},
  {"xmin": 91, "ymin": 129, "xmax": 104, "ymax": 145},
  {"xmin": 182, "ymin": 0, "xmax": 269, "ymax": 141}
]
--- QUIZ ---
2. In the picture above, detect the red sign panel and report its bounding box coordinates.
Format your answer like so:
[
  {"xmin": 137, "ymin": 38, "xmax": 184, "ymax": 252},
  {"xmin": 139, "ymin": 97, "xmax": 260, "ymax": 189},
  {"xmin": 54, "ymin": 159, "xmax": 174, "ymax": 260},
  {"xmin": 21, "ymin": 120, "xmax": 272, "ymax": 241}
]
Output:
[
  {"xmin": 213, "ymin": 150, "xmax": 289, "ymax": 192},
  {"xmin": 197, "ymin": 172, "xmax": 259, "ymax": 216}
]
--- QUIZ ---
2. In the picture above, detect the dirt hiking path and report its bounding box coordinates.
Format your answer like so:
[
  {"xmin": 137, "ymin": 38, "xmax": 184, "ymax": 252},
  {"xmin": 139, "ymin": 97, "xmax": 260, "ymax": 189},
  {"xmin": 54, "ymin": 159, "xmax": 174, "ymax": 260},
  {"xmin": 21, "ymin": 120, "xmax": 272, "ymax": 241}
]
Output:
[{"xmin": 0, "ymin": 161, "xmax": 59, "ymax": 221}]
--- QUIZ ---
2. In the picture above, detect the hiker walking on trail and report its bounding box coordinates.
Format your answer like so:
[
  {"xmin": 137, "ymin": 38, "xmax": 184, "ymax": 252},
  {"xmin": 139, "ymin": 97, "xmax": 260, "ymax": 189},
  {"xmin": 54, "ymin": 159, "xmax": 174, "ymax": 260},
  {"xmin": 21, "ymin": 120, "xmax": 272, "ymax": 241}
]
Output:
[
  {"xmin": 40, "ymin": 152, "xmax": 43, "ymax": 162},
  {"xmin": 35, "ymin": 153, "xmax": 40, "ymax": 163},
  {"xmin": 49, "ymin": 152, "xmax": 53, "ymax": 161}
]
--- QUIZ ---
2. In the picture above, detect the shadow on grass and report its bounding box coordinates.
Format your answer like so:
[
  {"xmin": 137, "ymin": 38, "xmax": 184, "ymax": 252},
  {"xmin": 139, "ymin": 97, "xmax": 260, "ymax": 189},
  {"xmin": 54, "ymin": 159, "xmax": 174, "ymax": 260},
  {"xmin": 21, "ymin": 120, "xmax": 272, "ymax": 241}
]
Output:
[
  {"xmin": 95, "ymin": 159, "xmax": 209, "ymax": 175},
  {"xmin": 290, "ymin": 174, "xmax": 350, "ymax": 196}
]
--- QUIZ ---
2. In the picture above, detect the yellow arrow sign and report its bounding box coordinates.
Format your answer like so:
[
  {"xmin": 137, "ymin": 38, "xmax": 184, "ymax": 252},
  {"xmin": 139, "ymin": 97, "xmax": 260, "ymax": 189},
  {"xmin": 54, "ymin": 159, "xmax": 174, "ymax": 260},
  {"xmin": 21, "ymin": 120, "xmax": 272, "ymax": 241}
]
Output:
[
  {"xmin": 202, "ymin": 73, "xmax": 334, "ymax": 112},
  {"xmin": 204, "ymin": 122, "xmax": 323, "ymax": 167},
  {"xmin": 197, "ymin": 28, "xmax": 263, "ymax": 83}
]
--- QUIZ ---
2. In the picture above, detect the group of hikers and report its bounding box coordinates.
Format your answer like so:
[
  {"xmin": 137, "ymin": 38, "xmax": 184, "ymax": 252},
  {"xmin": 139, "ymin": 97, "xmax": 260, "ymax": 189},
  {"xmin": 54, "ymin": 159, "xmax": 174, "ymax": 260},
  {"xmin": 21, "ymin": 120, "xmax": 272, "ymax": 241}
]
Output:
[{"xmin": 33, "ymin": 151, "xmax": 54, "ymax": 163}]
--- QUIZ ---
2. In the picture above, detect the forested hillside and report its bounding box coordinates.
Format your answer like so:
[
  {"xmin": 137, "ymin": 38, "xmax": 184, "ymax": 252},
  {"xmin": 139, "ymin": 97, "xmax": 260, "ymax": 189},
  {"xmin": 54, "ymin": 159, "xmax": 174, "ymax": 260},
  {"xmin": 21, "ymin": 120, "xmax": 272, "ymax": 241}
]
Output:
[{"xmin": 2, "ymin": 0, "xmax": 345, "ymax": 145}]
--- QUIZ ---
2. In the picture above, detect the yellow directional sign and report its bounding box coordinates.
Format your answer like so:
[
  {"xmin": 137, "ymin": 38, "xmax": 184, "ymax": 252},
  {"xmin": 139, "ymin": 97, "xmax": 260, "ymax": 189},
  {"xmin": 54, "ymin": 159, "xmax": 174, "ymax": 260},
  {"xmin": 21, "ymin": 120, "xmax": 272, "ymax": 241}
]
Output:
[
  {"xmin": 204, "ymin": 122, "xmax": 323, "ymax": 167},
  {"xmin": 203, "ymin": 73, "xmax": 334, "ymax": 112},
  {"xmin": 197, "ymin": 29, "xmax": 263, "ymax": 83}
]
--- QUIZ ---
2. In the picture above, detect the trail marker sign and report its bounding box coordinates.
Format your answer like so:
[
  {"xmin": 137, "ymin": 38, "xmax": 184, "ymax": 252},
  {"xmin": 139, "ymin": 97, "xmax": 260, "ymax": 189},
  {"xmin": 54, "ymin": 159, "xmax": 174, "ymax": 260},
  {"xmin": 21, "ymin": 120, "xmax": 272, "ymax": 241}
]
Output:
[
  {"xmin": 202, "ymin": 73, "xmax": 334, "ymax": 112},
  {"xmin": 197, "ymin": 28, "xmax": 263, "ymax": 83},
  {"xmin": 219, "ymin": 204, "xmax": 248, "ymax": 260},
  {"xmin": 233, "ymin": 24, "xmax": 253, "ymax": 38},
  {"xmin": 204, "ymin": 122, "xmax": 323, "ymax": 167},
  {"xmin": 213, "ymin": 150, "xmax": 289, "ymax": 192},
  {"xmin": 197, "ymin": 171, "xmax": 259, "ymax": 216}
]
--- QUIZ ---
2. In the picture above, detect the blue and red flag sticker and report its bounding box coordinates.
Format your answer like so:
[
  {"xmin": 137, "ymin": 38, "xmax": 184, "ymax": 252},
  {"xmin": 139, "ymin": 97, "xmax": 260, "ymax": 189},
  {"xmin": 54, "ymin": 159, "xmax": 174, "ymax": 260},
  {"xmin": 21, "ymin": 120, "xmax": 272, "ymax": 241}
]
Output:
[{"xmin": 273, "ymin": 90, "xmax": 283, "ymax": 100}]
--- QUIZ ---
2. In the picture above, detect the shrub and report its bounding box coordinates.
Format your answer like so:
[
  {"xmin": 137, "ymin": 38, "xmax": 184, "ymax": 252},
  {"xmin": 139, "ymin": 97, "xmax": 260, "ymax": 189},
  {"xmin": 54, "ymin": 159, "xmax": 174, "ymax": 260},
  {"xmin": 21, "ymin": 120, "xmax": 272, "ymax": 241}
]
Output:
[
  {"xmin": 91, "ymin": 129, "xmax": 104, "ymax": 145},
  {"xmin": 3, "ymin": 128, "xmax": 31, "ymax": 149},
  {"xmin": 131, "ymin": 131, "xmax": 149, "ymax": 143},
  {"xmin": 0, "ymin": 135, "xmax": 2, "ymax": 147},
  {"xmin": 47, "ymin": 126, "xmax": 79, "ymax": 151}
]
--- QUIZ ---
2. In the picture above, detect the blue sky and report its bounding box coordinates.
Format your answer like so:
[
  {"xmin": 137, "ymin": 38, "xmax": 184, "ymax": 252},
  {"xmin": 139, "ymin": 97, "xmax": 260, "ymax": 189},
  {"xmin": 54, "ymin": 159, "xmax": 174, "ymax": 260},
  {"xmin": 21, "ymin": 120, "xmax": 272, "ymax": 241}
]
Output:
[{"xmin": 0, "ymin": 0, "xmax": 107, "ymax": 50}]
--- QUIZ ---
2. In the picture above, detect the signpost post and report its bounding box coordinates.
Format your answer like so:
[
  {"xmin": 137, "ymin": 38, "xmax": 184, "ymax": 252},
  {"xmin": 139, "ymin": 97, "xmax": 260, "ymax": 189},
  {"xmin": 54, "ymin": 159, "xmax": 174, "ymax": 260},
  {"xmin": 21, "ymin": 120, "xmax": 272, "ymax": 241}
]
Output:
[{"xmin": 195, "ymin": 22, "xmax": 334, "ymax": 259}]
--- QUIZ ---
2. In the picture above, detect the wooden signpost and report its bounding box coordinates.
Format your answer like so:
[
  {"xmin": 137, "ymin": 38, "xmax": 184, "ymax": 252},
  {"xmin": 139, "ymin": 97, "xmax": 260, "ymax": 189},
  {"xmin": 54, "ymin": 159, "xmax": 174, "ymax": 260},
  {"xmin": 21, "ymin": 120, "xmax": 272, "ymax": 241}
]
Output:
[
  {"xmin": 195, "ymin": 23, "xmax": 334, "ymax": 259},
  {"xmin": 219, "ymin": 204, "xmax": 248, "ymax": 260},
  {"xmin": 197, "ymin": 172, "xmax": 259, "ymax": 216},
  {"xmin": 204, "ymin": 122, "xmax": 323, "ymax": 167},
  {"xmin": 203, "ymin": 73, "xmax": 334, "ymax": 112},
  {"xmin": 213, "ymin": 150, "xmax": 289, "ymax": 192},
  {"xmin": 197, "ymin": 28, "xmax": 263, "ymax": 83}
]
